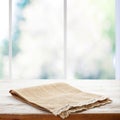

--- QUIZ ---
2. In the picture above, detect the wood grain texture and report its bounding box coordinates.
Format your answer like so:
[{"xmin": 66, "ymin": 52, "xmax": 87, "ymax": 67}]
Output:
[
  {"xmin": 0, "ymin": 79, "xmax": 120, "ymax": 120},
  {"xmin": 0, "ymin": 114, "xmax": 120, "ymax": 120}
]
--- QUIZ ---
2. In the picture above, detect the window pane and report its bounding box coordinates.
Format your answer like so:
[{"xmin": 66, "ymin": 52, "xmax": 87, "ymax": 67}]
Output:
[
  {"xmin": 67, "ymin": 0, "xmax": 115, "ymax": 79},
  {"xmin": 0, "ymin": 0, "xmax": 9, "ymax": 79},
  {"xmin": 12, "ymin": 0, "xmax": 64, "ymax": 79}
]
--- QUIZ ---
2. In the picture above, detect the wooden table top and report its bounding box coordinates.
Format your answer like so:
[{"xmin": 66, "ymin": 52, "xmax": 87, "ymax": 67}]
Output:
[{"xmin": 0, "ymin": 79, "xmax": 120, "ymax": 120}]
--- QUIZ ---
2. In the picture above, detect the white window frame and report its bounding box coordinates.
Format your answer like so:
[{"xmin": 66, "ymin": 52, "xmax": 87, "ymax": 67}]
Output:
[
  {"xmin": 8, "ymin": 0, "xmax": 119, "ymax": 80},
  {"xmin": 116, "ymin": 0, "xmax": 120, "ymax": 80},
  {"xmin": 9, "ymin": 0, "xmax": 12, "ymax": 80}
]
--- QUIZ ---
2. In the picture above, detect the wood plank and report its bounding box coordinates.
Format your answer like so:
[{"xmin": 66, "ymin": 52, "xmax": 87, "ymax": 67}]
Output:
[
  {"xmin": 0, "ymin": 114, "xmax": 120, "ymax": 120},
  {"xmin": 0, "ymin": 80, "xmax": 120, "ymax": 120}
]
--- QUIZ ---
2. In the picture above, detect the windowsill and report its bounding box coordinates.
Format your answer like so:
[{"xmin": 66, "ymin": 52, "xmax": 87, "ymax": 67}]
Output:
[{"xmin": 0, "ymin": 79, "xmax": 120, "ymax": 120}]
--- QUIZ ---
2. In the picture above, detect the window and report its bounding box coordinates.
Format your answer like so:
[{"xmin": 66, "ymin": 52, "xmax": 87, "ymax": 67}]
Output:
[
  {"xmin": 67, "ymin": 0, "xmax": 115, "ymax": 79},
  {"xmin": 12, "ymin": 0, "xmax": 64, "ymax": 79},
  {"xmin": 0, "ymin": 0, "xmax": 9, "ymax": 79},
  {"xmin": 0, "ymin": 0, "xmax": 116, "ymax": 80}
]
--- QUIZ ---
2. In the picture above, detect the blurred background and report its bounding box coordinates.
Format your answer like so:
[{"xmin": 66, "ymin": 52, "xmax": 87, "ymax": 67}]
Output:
[
  {"xmin": 0, "ymin": 0, "xmax": 115, "ymax": 80},
  {"xmin": 0, "ymin": 0, "xmax": 9, "ymax": 79}
]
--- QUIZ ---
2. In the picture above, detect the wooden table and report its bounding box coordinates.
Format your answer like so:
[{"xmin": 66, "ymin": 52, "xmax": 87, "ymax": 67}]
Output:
[{"xmin": 0, "ymin": 80, "xmax": 120, "ymax": 120}]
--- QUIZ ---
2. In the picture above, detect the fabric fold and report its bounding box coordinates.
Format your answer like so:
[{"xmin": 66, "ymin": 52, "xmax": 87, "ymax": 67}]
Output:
[{"xmin": 9, "ymin": 82, "xmax": 111, "ymax": 119}]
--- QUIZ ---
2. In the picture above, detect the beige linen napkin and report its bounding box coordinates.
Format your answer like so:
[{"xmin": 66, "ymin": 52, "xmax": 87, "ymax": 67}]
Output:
[{"xmin": 9, "ymin": 82, "xmax": 111, "ymax": 119}]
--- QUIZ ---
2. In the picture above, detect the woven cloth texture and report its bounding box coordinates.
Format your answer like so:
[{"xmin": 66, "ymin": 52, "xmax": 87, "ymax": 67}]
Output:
[{"xmin": 9, "ymin": 82, "xmax": 111, "ymax": 119}]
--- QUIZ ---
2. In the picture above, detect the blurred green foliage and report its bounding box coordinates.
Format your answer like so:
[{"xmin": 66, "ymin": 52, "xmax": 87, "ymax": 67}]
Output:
[
  {"xmin": 0, "ymin": 0, "xmax": 30, "ymax": 78},
  {"xmin": 74, "ymin": 0, "xmax": 115, "ymax": 79},
  {"xmin": 91, "ymin": 0, "xmax": 115, "ymax": 53}
]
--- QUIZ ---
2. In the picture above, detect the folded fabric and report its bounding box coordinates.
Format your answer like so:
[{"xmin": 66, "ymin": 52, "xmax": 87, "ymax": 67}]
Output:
[{"xmin": 9, "ymin": 82, "xmax": 111, "ymax": 119}]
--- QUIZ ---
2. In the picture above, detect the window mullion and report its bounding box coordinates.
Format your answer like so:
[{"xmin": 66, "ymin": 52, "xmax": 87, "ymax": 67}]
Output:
[
  {"xmin": 64, "ymin": 0, "xmax": 67, "ymax": 79},
  {"xmin": 116, "ymin": 0, "xmax": 120, "ymax": 79},
  {"xmin": 9, "ymin": 0, "xmax": 12, "ymax": 80}
]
